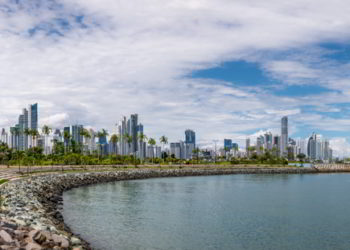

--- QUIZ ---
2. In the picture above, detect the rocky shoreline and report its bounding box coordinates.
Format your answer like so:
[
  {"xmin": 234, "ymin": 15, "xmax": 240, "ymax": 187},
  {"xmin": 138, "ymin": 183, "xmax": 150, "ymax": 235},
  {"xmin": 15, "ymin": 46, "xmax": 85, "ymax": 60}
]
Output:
[{"xmin": 0, "ymin": 167, "xmax": 347, "ymax": 249}]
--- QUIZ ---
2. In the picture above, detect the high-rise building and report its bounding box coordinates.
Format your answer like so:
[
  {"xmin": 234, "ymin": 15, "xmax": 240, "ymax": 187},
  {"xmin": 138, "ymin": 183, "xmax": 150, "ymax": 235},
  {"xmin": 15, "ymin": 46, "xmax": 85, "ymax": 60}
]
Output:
[
  {"xmin": 323, "ymin": 139, "xmax": 330, "ymax": 161},
  {"xmin": 28, "ymin": 103, "xmax": 38, "ymax": 148},
  {"xmin": 9, "ymin": 126, "xmax": 19, "ymax": 149},
  {"xmin": 117, "ymin": 114, "xmax": 144, "ymax": 156},
  {"xmin": 71, "ymin": 125, "xmax": 84, "ymax": 144},
  {"xmin": 170, "ymin": 142, "xmax": 181, "ymax": 159},
  {"xmin": 245, "ymin": 138, "xmax": 250, "ymax": 157},
  {"xmin": 63, "ymin": 127, "xmax": 70, "ymax": 147},
  {"xmin": 12, "ymin": 103, "xmax": 38, "ymax": 150},
  {"xmin": 0, "ymin": 129, "xmax": 8, "ymax": 144},
  {"xmin": 264, "ymin": 132, "xmax": 273, "ymax": 151},
  {"xmin": 281, "ymin": 116, "xmax": 288, "ymax": 157},
  {"xmin": 273, "ymin": 135, "xmax": 280, "ymax": 156},
  {"xmin": 307, "ymin": 133, "xmax": 317, "ymax": 160},
  {"xmin": 256, "ymin": 136, "xmax": 263, "ymax": 155},
  {"xmin": 224, "ymin": 139, "xmax": 233, "ymax": 150},
  {"xmin": 118, "ymin": 116, "xmax": 128, "ymax": 155},
  {"xmin": 185, "ymin": 129, "xmax": 196, "ymax": 147},
  {"xmin": 129, "ymin": 114, "xmax": 138, "ymax": 153},
  {"xmin": 18, "ymin": 109, "xmax": 28, "ymax": 151}
]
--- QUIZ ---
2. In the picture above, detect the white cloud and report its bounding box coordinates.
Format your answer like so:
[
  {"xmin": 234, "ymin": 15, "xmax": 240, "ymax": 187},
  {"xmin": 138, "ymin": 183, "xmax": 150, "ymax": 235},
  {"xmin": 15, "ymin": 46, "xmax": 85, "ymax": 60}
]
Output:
[
  {"xmin": 1, "ymin": 0, "xmax": 350, "ymax": 154},
  {"xmin": 330, "ymin": 138, "xmax": 350, "ymax": 158}
]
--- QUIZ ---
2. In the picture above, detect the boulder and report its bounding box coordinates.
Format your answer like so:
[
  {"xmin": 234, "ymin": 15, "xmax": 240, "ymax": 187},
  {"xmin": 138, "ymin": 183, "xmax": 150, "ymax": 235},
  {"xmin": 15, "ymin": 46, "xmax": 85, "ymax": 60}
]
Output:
[
  {"xmin": 70, "ymin": 236, "xmax": 81, "ymax": 246},
  {"xmin": 0, "ymin": 229, "xmax": 13, "ymax": 243},
  {"xmin": 52, "ymin": 234, "xmax": 69, "ymax": 248},
  {"xmin": 25, "ymin": 242, "xmax": 42, "ymax": 250}
]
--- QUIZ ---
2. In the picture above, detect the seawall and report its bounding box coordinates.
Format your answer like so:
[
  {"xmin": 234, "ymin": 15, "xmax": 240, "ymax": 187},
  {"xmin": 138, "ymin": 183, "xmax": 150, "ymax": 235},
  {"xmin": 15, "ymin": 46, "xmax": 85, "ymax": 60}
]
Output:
[{"xmin": 0, "ymin": 167, "xmax": 348, "ymax": 249}]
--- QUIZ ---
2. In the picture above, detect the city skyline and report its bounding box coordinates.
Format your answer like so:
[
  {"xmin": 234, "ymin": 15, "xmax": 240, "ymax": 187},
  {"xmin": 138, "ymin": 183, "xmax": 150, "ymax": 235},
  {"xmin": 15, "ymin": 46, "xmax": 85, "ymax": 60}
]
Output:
[
  {"xmin": 0, "ymin": 102, "xmax": 336, "ymax": 160},
  {"xmin": 1, "ymin": 1, "xmax": 350, "ymax": 157}
]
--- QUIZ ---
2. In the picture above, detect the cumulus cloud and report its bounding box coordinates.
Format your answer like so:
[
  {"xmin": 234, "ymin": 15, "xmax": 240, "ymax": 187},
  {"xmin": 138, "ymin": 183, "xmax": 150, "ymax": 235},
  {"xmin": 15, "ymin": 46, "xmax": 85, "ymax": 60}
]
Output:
[{"xmin": 1, "ymin": 0, "xmax": 350, "ymax": 153}]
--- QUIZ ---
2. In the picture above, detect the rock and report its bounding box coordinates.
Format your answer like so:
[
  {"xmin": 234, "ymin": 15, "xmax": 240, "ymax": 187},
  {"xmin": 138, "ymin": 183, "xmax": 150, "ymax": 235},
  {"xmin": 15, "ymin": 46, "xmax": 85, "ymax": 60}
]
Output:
[
  {"xmin": 0, "ymin": 245, "xmax": 16, "ymax": 250},
  {"xmin": 29, "ymin": 230, "xmax": 46, "ymax": 245},
  {"xmin": 72, "ymin": 247, "xmax": 83, "ymax": 250},
  {"xmin": 0, "ymin": 229, "xmax": 13, "ymax": 243},
  {"xmin": 25, "ymin": 242, "xmax": 42, "ymax": 250},
  {"xmin": 28, "ymin": 230, "xmax": 39, "ymax": 240},
  {"xmin": 1, "ymin": 221, "xmax": 18, "ymax": 230},
  {"xmin": 71, "ymin": 236, "xmax": 81, "ymax": 246},
  {"xmin": 52, "ymin": 234, "xmax": 69, "ymax": 248}
]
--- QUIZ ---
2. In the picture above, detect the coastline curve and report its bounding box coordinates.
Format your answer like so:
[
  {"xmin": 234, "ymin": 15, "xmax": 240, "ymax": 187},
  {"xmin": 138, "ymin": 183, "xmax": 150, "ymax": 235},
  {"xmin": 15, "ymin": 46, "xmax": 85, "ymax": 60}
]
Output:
[{"xmin": 0, "ymin": 167, "xmax": 345, "ymax": 249}]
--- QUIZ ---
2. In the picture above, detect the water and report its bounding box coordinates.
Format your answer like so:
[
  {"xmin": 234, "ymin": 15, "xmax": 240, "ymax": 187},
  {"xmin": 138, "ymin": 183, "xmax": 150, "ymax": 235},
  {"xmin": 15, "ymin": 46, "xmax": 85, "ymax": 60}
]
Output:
[{"xmin": 63, "ymin": 174, "xmax": 350, "ymax": 250}]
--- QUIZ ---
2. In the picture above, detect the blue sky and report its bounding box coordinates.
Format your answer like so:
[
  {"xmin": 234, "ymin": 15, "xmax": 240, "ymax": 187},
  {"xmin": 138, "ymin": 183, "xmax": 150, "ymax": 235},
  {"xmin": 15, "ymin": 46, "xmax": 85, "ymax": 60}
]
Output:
[{"xmin": 2, "ymin": 0, "xmax": 350, "ymax": 156}]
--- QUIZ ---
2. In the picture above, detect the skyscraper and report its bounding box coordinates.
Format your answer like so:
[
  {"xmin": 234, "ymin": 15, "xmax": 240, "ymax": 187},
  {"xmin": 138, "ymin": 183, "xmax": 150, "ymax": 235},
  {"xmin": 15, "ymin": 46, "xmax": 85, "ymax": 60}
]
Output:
[
  {"xmin": 185, "ymin": 129, "xmax": 196, "ymax": 147},
  {"xmin": 281, "ymin": 116, "xmax": 288, "ymax": 157},
  {"xmin": 224, "ymin": 139, "xmax": 233, "ymax": 150},
  {"xmin": 307, "ymin": 133, "xmax": 317, "ymax": 160},
  {"xmin": 264, "ymin": 132, "xmax": 272, "ymax": 150},
  {"xmin": 71, "ymin": 125, "xmax": 84, "ymax": 144},
  {"xmin": 0, "ymin": 128, "xmax": 8, "ymax": 144},
  {"xmin": 117, "ymin": 114, "xmax": 144, "ymax": 156},
  {"xmin": 28, "ymin": 103, "xmax": 38, "ymax": 148},
  {"xmin": 18, "ymin": 108, "xmax": 28, "ymax": 151},
  {"xmin": 9, "ymin": 126, "xmax": 19, "ymax": 149},
  {"xmin": 28, "ymin": 103, "xmax": 38, "ymax": 130},
  {"xmin": 245, "ymin": 138, "xmax": 250, "ymax": 157},
  {"xmin": 129, "ymin": 114, "xmax": 138, "ymax": 153}
]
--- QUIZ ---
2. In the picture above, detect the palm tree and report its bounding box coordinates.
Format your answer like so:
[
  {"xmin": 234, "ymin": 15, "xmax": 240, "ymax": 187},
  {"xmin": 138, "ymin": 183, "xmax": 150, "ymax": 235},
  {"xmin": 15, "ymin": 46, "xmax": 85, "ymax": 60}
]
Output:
[
  {"xmin": 123, "ymin": 133, "xmax": 133, "ymax": 154},
  {"xmin": 148, "ymin": 138, "xmax": 156, "ymax": 164},
  {"xmin": 80, "ymin": 129, "xmax": 91, "ymax": 154},
  {"xmin": 192, "ymin": 147, "xmax": 200, "ymax": 164},
  {"xmin": 42, "ymin": 125, "xmax": 52, "ymax": 154},
  {"xmin": 159, "ymin": 135, "xmax": 168, "ymax": 162},
  {"xmin": 30, "ymin": 129, "xmax": 40, "ymax": 148},
  {"xmin": 24, "ymin": 128, "xmax": 31, "ymax": 149},
  {"xmin": 110, "ymin": 134, "xmax": 119, "ymax": 156},
  {"xmin": 138, "ymin": 133, "xmax": 148, "ymax": 163},
  {"xmin": 15, "ymin": 151, "xmax": 25, "ymax": 173},
  {"xmin": 63, "ymin": 130, "xmax": 71, "ymax": 153},
  {"xmin": 96, "ymin": 129, "xmax": 109, "ymax": 162}
]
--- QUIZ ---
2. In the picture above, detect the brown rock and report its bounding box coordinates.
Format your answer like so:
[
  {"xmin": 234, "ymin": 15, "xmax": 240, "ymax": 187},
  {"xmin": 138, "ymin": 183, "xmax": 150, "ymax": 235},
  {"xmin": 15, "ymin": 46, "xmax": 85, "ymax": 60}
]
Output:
[
  {"xmin": 25, "ymin": 242, "xmax": 42, "ymax": 250},
  {"xmin": 33, "ymin": 232, "xmax": 46, "ymax": 244},
  {"xmin": 52, "ymin": 234, "xmax": 69, "ymax": 248},
  {"xmin": 0, "ymin": 230, "xmax": 13, "ymax": 243},
  {"xmin": 28, "ymin": 230, "xmax": 39, "ymax": 240}
]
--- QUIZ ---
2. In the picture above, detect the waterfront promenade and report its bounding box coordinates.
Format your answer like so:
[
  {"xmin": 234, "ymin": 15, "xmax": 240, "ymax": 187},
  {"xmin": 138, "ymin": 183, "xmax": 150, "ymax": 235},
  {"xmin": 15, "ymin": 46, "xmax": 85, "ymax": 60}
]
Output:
[{"xmin": 1, "ymin": 163, "xmax": 350, "ymax": 184}]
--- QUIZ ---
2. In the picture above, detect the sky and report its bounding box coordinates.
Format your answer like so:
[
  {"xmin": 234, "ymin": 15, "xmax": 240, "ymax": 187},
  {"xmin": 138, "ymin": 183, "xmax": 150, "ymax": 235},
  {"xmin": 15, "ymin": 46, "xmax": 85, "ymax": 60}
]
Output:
[{"xmin": 1, "ymin": 0, "xmax": 350, "ymax": 157}]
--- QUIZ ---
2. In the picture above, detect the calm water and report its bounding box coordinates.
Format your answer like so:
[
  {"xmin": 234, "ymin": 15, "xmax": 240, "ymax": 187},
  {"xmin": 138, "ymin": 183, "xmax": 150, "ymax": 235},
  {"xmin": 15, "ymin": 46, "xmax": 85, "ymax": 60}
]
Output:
[{"xmin": 63, "ymin": 174, "xmax": 350, "ymax": 250}]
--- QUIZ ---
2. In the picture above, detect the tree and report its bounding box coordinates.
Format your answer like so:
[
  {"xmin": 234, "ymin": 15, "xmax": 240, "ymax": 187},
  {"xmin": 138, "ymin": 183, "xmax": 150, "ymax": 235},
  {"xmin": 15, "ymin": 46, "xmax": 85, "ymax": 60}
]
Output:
[
  {"xmin": 23, "ymin": 128, "xmax": 31, "ymax": 149},
  {"xmin": 63, "ymin": 130, "xmax": 71, "ymax": 153},
  {"xmin": 80, "ymin": 129, "xmax": 91, "ymax": 154},
  {"xmin": 110, "ymin": 134, "xmax": 119, "ymax": 156},
  {"xmin": 42, "ymin": 125, "xmax": 52, "ymax": 154},
  {"xmin": 297, "ymin": 153, "xmax": 306, "ymax": 166},
  {"xmin": 96, "ymin": 129, "xmax": 109, "ymax": 162},
  {"xmin": 159, "ymin": 135, "xmax": 168, "ymax": 161},
  {"xmin": 192, "ymin": 147, "xmax": 200, "ymax": 164},
  {"xmin": 138, "ymin": 133, "xmax": 148, "ymax": 163},
  {"xmin": 27, "ymin": 129, "xmax": 40, "ymax": 149},
  {"xmin": 148, "ymin": 138, "xmax": 156, "ymax": 163},
  {"xmin": 224, "ymin": 146, "xmax": 230, "ymax": 160},
  {"xmin": 123, "ymin": 133, "xmax": 133, "ymax": 154}
]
